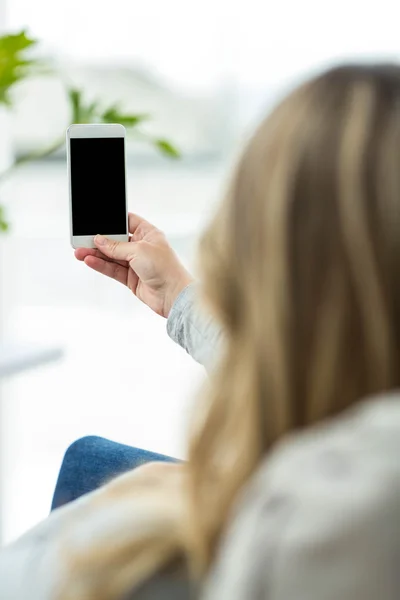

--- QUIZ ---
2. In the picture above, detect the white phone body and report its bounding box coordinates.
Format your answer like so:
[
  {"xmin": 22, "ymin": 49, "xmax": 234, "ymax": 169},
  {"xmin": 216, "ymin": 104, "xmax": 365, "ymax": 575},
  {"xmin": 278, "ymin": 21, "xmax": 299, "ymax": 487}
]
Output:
[{"xmin": 66, "ymin": 123, "xmax": 129, "ymax": 249}]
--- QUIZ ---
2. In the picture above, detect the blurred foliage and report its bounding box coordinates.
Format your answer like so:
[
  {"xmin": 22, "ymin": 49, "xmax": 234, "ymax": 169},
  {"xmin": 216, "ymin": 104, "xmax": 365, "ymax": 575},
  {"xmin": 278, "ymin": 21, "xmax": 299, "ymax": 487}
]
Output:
[
  {"xmin": 0, "ymin": 30, "xmax": 180, "ymax": 231},
  {"xmin": 101, "ymin": 106, "xmax": 149, "ymax": 127},
  {"xmin": 67, "ymin": 89, "xmax": 179, "ymax": 158},
  {"xmin": 0, "ymin": 206, "xmax": 9, "ymax": 232},
  {"xmin": 155, "ymin": 139, "xmax": 181, "ymax": 158},
  {"xmin": 0, "ymin": 31, "xmax": 39, "ymax": 105},
  {"xmin": 68, "ymin": 89, "xmax": 150, "ymax": 128}
]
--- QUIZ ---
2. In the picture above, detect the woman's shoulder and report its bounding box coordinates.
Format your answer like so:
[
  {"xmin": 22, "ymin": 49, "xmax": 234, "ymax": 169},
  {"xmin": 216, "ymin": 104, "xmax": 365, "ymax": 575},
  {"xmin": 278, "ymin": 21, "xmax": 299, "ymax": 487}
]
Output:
[
  {"xmin": 202, "ymin": 392, "xmax": 400, "ymax": 600},
  {"xmin": 265, "ymin": 390, "xmax": 400, "ymax": 484}
]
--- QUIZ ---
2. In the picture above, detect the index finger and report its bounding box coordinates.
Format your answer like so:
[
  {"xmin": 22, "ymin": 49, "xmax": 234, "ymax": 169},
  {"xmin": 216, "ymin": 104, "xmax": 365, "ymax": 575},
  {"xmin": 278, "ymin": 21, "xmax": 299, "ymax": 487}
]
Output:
[
  {"xmin": 74, "ymin": 247, "xmax": 127, "ymax": 268},
  {"xmin": 128, "ymin": 213, "xmax": 143, "ymax": 234},
  {"xmin": 128, "ymin": 213, "xmax": 156, "ymax": 238}
]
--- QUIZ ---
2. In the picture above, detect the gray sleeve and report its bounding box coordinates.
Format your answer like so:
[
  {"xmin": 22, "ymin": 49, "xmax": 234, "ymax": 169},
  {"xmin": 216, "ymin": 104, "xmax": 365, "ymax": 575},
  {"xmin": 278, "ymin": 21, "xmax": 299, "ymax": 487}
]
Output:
[
  {"xmin": 0, "ymin": 503, "xmax": 193, "ymax": 600},
  {"xmin": 0, "ymin": 496, "xmax": 92, "ymax": 600},
  {"xmin": 166, "ymin": 284, "xmax": 223, "ymax": 371}
]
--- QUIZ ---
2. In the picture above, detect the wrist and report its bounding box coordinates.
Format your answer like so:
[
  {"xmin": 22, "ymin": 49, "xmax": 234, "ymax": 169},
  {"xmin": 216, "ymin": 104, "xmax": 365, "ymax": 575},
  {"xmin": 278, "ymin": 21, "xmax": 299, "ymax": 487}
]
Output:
[{"xmin": 163, "ymin": 273, "xmax": 194, "ymax": 318}]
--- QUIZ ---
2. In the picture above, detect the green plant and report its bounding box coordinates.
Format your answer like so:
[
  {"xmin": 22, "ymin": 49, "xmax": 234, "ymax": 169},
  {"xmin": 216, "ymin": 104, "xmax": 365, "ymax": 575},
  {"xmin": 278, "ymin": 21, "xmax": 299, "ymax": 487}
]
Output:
[
  {"xmin": 0, "ymin": 30, "xmax": 180, "ymax": 231},
  {"xmin": 0, "ymin": 31, "xmax": 41, "ymax": 106}
]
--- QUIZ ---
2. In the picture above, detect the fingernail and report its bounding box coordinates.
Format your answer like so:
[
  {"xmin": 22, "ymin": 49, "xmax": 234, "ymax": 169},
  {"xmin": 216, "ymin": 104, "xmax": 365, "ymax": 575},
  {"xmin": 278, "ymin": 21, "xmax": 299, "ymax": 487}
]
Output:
[{"xmin": 95, "ymin": 234, "xmax": 106, "ymax": 246}]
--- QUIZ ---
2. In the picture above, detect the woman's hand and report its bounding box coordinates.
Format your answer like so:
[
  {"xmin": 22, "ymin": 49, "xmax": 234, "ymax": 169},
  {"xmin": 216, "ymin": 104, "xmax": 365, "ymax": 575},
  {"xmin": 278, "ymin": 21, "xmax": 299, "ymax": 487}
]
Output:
[{"xmin": 75, "ymin": 213, "xmax": 193, "ymax": 318}]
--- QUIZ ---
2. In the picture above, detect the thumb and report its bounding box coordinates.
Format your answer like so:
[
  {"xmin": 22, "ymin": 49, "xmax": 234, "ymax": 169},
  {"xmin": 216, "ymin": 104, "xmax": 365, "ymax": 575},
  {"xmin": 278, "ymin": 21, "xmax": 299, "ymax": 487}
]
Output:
[{"xmin": 94, "ymin": 235, "xmax": 137, "ymax": 262}]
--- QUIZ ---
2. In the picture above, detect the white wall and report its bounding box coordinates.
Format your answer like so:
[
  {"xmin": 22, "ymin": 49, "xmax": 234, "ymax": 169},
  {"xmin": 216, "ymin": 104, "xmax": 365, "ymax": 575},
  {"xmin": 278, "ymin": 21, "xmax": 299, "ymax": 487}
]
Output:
[{"xmin": 8, "ymin": 0, "xmax": 400, "ymax": 92}]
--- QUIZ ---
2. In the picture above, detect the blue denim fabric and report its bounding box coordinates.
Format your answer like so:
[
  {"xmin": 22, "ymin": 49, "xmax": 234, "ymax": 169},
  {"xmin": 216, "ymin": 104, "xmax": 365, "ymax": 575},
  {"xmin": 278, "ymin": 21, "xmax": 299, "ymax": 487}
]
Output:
[{"xmin": 51, "ymin": 436, "xmax": 174, "ymax": 511}]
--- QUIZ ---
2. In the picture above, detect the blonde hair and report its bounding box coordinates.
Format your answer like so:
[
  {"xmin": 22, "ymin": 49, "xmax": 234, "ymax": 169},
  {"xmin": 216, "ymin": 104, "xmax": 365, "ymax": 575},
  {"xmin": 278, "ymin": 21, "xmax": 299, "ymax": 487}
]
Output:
[{"xmin": 62, "ymin": 64, "xmax": 400, "ymax": 598}]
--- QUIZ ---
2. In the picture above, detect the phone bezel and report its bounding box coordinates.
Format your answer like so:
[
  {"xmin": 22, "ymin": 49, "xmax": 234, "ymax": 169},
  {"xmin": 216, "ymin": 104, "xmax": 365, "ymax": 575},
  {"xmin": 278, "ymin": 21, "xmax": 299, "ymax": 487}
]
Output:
[{"xmin": 66, "ymin": 123, "xmax": 129, "ymax": 249}]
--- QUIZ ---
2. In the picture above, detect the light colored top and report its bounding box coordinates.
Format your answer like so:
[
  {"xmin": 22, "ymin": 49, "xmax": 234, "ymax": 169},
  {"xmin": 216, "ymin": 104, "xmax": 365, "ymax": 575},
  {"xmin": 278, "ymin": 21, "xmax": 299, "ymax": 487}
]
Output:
[
  {"xmin": 166, "ymin": 284, "xmax": 222, "ymax": 370},
  {"xmin": 1, "ymin": 284, "xmax": 400, "ymax": 600},
  {"xmin": 203, "ymin": 392, "xmax": 400, "ymax": 600}
]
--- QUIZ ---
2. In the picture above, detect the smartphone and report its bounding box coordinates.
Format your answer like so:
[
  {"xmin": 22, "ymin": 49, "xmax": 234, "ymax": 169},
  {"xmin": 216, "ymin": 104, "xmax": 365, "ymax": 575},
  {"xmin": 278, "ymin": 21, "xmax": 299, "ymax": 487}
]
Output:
[{"xmin": 67, "ymin": 123, "xmax": 129, "ymax": 248}]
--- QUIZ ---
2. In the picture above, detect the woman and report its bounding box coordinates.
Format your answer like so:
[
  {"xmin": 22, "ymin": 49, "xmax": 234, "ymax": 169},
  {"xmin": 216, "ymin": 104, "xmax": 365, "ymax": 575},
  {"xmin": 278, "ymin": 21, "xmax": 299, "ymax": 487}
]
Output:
[{"xmin": 2, "ymin": 63, "xmax": 400, "ymax": 600}]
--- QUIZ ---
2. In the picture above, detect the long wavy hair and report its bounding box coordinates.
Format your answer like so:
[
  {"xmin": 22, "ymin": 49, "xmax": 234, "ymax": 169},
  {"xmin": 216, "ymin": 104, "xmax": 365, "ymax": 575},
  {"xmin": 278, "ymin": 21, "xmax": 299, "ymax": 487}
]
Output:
[{"xmin": 62, "ymin": 64, "xmax": 400, "ymax": 599}]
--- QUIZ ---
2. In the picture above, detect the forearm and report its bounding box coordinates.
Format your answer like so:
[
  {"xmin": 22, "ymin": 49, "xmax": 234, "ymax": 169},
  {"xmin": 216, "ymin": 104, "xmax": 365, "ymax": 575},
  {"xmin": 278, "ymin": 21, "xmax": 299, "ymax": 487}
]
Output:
[{"xmin": 166, "ymin": 283, "xmax": 223, "ymax": 371}]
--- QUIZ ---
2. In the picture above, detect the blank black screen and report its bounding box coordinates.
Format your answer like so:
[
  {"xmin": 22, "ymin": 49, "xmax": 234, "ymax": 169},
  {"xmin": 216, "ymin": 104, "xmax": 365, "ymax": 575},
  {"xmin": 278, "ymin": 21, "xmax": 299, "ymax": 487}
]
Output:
[{"xmin": 70, "ymin": 137, "xmax": 127, "ymax": 236}]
